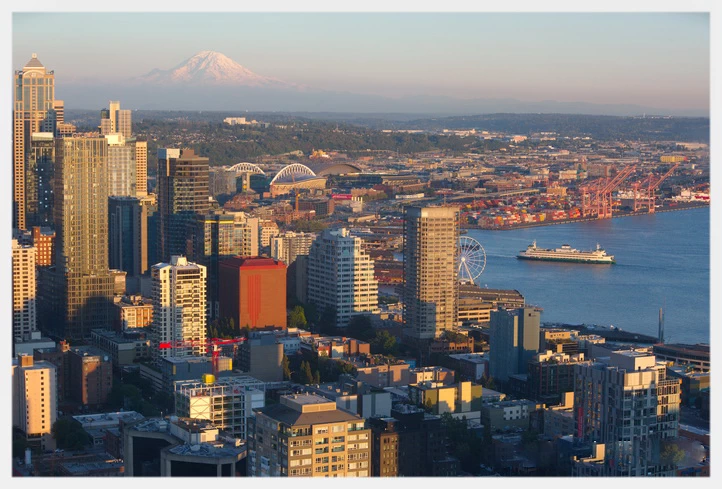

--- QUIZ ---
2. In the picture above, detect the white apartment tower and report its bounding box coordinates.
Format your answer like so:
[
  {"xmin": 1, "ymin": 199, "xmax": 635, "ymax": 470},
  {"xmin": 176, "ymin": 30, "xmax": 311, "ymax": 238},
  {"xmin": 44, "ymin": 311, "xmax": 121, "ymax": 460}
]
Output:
[
  {"xmin": 259, "ymin": 219, "xmax": 280, "ymax": 248},
  {"xmin": 106, "ymin": 133, "xmax": 137, "ymax": 197},
  {"xmin": 12, "ymin": 239, "xmax": 37, "ymax": 342},
  {"xmin": 150, "ymin": 255, "xmax": 207, "ymax": 365},
  {"xmin": 12, "ymin": 354, "xmax": 58, "ymax": 451},
  {"xmin": 271, "ymin": 231, "xmax": 317, "ymax": 266},
  {"xmin": 403, "ymin": 206, "xmax": 460, "ymax": 340},
  {"xmin": 574, "ymin": 350, "xmax": 681, "ymax": 476},
  {"xmin": 307, "ymin": 227, "xmax": 379, "ymax": 327}
]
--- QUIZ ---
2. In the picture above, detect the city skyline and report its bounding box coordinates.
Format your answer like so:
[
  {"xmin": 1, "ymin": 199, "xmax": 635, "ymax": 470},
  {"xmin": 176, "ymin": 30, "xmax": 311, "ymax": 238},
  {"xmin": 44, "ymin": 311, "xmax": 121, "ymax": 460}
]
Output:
[
  {"xmin": 10, "ymin": 11, "xmax": 710, "ymax": 115},
  {"xmin": 4, "ymin": 2, "xmax": 717, "ymax": 481}
]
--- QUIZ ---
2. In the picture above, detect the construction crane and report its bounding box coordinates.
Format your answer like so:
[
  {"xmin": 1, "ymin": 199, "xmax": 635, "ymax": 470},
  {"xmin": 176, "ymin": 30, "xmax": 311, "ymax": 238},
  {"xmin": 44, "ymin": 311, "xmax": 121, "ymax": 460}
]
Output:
[
  {"xmin": 632, "ymin": 162, "xmax": 679, "ymax": 213},
  {"xmin": 158, "ymin": 336, "xmax": 247, "ymax": 376}
]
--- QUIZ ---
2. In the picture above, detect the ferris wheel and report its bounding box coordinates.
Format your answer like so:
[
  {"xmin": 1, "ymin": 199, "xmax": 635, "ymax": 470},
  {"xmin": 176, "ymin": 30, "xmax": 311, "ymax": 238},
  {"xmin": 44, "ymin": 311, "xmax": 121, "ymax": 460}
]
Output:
[{"xmin": 457, "ymin": 236, "xmax": 487, "ymax": 285}]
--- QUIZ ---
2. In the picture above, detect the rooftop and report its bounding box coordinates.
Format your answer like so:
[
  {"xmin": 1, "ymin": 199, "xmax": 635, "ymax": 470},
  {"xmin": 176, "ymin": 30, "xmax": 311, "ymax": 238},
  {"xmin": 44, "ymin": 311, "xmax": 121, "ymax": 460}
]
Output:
[
  {"xmin": 256, "ymin": 400, "xmax": 362, "ymax": 426},
  {"xmin": 73, "ymin": 411, "xmax": 145, "ymax": 427}
]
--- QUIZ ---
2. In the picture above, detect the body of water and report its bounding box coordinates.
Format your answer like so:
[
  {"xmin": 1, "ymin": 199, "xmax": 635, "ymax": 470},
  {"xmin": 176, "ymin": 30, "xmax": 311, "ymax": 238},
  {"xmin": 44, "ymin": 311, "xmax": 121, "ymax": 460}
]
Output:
[
  {"xmin": 464, "ymin": 207, "xmax": 710, "ymax": 345},
  {"xmin": 384, "ymin": 207, "xmax": 710, "ymax": 344}
]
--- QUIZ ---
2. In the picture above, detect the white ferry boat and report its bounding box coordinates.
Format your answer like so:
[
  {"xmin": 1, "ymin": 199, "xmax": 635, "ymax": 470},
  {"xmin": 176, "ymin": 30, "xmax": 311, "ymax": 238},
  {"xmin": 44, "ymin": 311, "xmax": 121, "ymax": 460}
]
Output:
[{"xmin": 517, "ymin": 240, "xmax": 615, "ymax": 264}]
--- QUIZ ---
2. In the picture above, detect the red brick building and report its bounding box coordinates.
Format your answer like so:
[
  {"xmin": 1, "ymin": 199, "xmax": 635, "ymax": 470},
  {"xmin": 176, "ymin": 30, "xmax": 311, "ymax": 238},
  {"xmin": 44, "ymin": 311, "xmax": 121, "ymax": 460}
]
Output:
[
  {"xmin": 219, "ymin": 257, "xmax": 287, "ymax": 330},
  {"xmin": 32, "ymin": 226, "xmax": 55, "ymax": 266}
]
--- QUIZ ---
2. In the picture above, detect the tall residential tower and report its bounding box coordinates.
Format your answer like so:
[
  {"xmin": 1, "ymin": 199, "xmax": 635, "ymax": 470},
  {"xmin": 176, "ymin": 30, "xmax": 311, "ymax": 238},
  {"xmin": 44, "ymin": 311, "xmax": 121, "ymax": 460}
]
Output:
[
  {"xmin": 402, "ymin": 206, "xmax": 459, "ymax": 340},
  {"xmin": 307, "ymin": 228, "xmax": 378, "ymax": 328}
]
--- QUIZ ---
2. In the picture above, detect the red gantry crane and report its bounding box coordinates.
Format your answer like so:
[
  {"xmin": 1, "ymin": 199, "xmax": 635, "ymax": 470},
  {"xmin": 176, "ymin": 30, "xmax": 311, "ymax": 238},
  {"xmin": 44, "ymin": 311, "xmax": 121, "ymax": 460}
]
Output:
[
  {"xmin": 632, "ymin": 163, "xmax": 680, "ymax": 213},
  {"xmin": 158, "ymin": 336, "xmax": 247, "ymax": 376},
  {"xmin": 580, "ymin": 164, "xmax": 636, "ymax": 219}
]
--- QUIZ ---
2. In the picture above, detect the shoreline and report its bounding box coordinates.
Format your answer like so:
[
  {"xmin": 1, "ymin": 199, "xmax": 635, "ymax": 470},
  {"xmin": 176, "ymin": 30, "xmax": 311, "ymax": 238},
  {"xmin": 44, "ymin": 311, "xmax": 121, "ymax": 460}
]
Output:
[{"xmin": 464, "ymin": 202, "xmax": 709, "ymax": 231}]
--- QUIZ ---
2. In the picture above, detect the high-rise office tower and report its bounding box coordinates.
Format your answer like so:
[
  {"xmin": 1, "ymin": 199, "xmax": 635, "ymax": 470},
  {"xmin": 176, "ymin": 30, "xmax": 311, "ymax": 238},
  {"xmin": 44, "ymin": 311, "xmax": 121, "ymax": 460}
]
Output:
[
  {"xmin": 307, "ymin": 227, "xmax": 379, "ymax": 328},
  {"xmin": 12, "ymin": 239, "xmax": 37, "ymax": 342},
  {"xmin": 106, "ymin": 134, "xmax": 136, "ymax": 197},
  {"xmin": 191, "ymin": 212, "xmax": 259, "ymax": 319},
  {"xmin": 271, "ymin": 231, "xmax": 317, "ymax": 267},
  {"xmin": 13, "ymin": 54, "xmax": 59, "ymax": 230},
  {"xmin": 489, "ymin": 307, "xmax": 541, "ymax": 384},
  {"xmin": 574, "ymin": 350, "xmax": 681, "ymax": 476},
  {"xmin": 52, "ymin": 136, "xmax": 115, "ymax": 339},
  {"xmin": 248, "ymin": 393, "xmax": 372, "ymax": 477},
  {"xmin": 218, "ymin": 257, "xmax": 287, "ymax": 330},
  {"xmin": 12, "ymin": 354, "xmax": 58, "ymax": 451},
  {"xmin": 157, "ymin": 148, "xmax": 210, "ymax": 262},
  {"xmin": 402, "ymin": 206, "xmax": 459, "ymax": 340},
  {"xmin": 150, "ymin": 256, "xmax": 207, "ymax": 366},
  {"xmin": 133, "ymin": 139, "xmax": 148, "ymax": 197},
  {"xmin": 25, "ymin": 132, "xmax": 55, "ymax": 228},
  {"xmin": 108, "ymin": 196, "xmax": 152, "ymax": 277}
]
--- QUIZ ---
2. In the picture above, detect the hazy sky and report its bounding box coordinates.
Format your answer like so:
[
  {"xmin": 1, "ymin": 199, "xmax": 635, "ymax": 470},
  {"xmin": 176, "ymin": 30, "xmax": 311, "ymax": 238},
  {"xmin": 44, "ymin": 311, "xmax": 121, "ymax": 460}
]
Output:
[{"xmin": 12, "ymin": 12, "xmax": 710, "ymax": 111}]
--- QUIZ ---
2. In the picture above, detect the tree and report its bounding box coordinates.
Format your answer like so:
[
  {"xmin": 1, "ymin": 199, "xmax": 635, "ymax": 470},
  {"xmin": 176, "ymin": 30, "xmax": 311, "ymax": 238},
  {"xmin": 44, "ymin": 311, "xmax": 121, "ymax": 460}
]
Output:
[
  {"xmin": 319, "ymin": 306, "xmax": 337, "ymax": 335},
  {"xmin": 370, "ymin": 330, "xmax": 397, "ymax": 355},
  {"xmin": 300, "ymin": 361, "xmax": 314, "ymax": 385},
  {"xmin": 281, "ymin": 354, "xmax": 292, "ymax": 381},
  {"xmin": 313, "ymin": 370, "xmax": 321, "ymax": 385},
  {"xmin": 660, "ymin": 441, "xmax": 685, "ymax": 468},
  {"xmin": 347, "ymin": 315, "xmax": 374, "ymax": 341},
  {"xmin": 52, "ymin": 419, "xmax": 92, "ymax": 451},
  {"xmin": 288, "ymin": 305, "xmax": 308, "ymax": 330}
]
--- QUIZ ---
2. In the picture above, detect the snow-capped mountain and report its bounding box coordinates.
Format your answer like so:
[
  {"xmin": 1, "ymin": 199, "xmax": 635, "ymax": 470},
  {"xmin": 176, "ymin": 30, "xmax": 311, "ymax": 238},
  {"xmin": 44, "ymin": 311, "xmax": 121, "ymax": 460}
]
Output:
[{"xmin": 137, "ymin": 50, "xmax": 298, "ymax": 88}]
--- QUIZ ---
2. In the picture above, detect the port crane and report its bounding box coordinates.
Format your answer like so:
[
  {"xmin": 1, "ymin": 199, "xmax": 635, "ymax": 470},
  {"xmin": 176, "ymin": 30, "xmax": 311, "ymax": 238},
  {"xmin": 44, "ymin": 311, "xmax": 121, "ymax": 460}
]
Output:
[
  {"xmin": 158, "ymin": 336, "xmax": 247, "ymax": 376},
  {"xmin": 579, "ymin": 164, "xmax": 636, "ymax": 218},
  {"xmin": 631, "ymin": 163, "xmax": 679, "ymax": 213}
]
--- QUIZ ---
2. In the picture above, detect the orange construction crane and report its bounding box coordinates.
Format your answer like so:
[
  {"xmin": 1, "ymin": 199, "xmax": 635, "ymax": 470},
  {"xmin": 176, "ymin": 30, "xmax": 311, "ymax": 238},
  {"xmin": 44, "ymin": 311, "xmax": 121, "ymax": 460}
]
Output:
[
  {"xmin": 632, "ymin": 163, "xmax": 679, "ymax": 213},
  {"xmin": 158, "ymin": 336, "xmax": 246, "ymax": 376}
]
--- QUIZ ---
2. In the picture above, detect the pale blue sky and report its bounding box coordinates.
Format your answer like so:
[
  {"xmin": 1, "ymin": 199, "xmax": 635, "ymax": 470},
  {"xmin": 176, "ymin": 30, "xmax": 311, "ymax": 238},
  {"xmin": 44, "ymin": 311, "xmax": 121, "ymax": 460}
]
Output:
[{"xmin": 12, "ymin": 12, "xmax": 710, "ymax": 110}]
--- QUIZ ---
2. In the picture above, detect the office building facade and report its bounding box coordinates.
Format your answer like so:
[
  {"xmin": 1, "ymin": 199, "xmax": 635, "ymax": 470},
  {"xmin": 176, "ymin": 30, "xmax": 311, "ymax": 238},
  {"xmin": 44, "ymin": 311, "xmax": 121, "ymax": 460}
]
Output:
[
  {"xmin": 218, "ymin": 257, "xmax": 287, "ymax": 330},
  {"xmin": 157, "ymin": 148, "xmax": 210, "ymax": 262},
  {"xmin": 13, "ymin": 54, "xmax": 59, "ymax": 230},
  {"xmin": 108, "ymin": 196, "xmax": 152, "ymax": 277},
  {"xmin": 489, "ymin": 307, "xmax": 541, "ymax": 383},
  {"xmin": 191, "ymin": 212, "xmax": 259, "ymax": 319}
]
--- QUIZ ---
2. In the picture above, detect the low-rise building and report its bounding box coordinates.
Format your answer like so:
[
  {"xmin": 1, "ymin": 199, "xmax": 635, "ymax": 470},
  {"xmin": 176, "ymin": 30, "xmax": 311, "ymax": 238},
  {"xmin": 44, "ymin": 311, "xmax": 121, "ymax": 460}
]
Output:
[
  {"xmin": 90, "ymin": 329, "xmax": 151, "ymax": 368},
  {"xmin": 408, "ymin": 366, "xmax": 455, "ymax": 386},
  {"xmin": 174, "ymin": 375, "xmax": 266, "ymax": 440},
  {"xmin": 481, "ymin": 399, "xmax": 539, "ymax": 433},
  {"xmin": 356, "ymin": 361, "xmax": 410, "ymax": 388},
  {"xmin": 409, "ymin": 381, "xmax": 483, "ymax": 415},
  {"xmin": 124, "ymin": 416, "xmax": 247, "ymax": 477},
  {"xmin": 66, "ymin": 346, "xmax": 113, "ymax": 408},
  {"xmin": 248, "ymin": 393, "xmax": 372, "ymax": 477},
  {"xmin": 368, "ymin": 403, "xmax": 458, "ymax": 477}
]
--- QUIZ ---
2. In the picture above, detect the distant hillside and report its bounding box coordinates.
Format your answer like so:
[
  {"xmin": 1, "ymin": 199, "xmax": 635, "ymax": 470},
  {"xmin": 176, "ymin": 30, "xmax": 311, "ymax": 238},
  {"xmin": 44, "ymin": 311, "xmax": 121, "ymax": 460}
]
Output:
[{"xmin": 395, "ymin": 113, "xmax": 710, "ymax": 143}]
